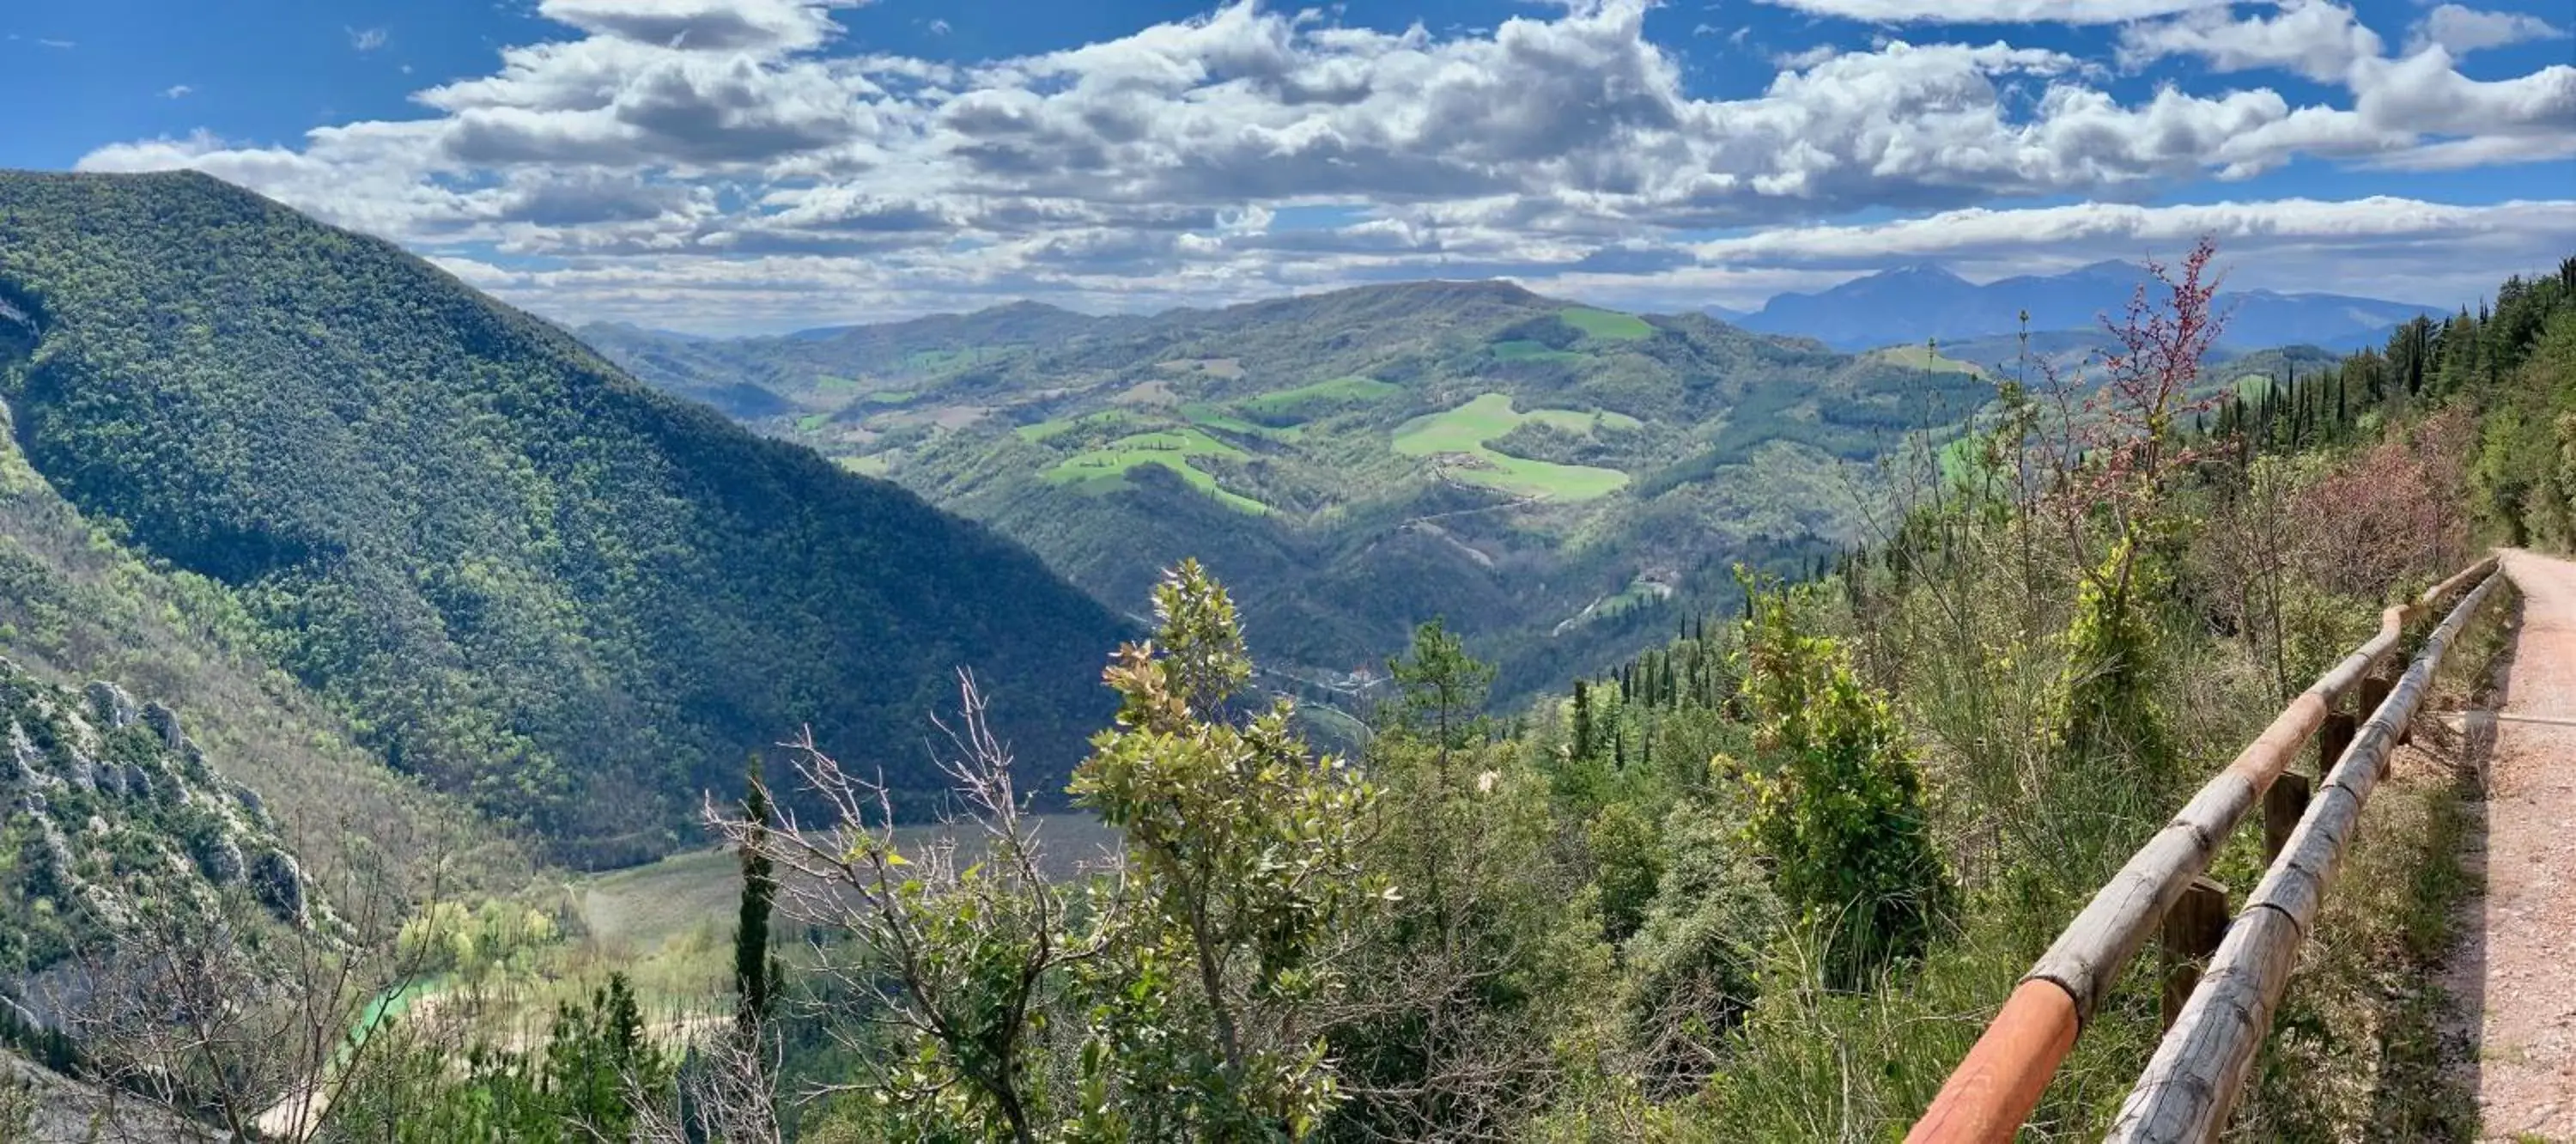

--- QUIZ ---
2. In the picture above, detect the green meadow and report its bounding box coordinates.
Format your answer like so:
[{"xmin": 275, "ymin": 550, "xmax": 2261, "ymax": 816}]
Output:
[
  {"xmin": 1043, "ymin": 429, "xmax": 1267, "ymax": 514},
  {"xmin": 1392, "ymin": 392, "xmax": 1633, "ymax": 500}
]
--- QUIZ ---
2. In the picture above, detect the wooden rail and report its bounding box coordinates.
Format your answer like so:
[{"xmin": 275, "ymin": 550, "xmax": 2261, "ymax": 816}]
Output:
[
  {"xmin": 1905, "ymin": 557, "xmax": 2500, "ymax": 1143},
  {"xmin": 2105, "ymin": 566, "xmax": 2505, "ymax": 1141}
]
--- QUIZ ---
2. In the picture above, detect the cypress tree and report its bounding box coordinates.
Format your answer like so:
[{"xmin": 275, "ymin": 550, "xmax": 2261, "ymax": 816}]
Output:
[
  {"xmin": 734, "ymin": 756, "xmax": 781, "ymax": 1032},
  {"xmin": 1572, "ymin": 680, "xmax": 1595, "ymax": 759}
]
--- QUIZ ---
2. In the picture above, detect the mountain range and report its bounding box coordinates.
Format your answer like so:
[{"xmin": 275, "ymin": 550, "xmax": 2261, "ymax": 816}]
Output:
[{"xmin": 1732, "ymin": 260, "xmax": 2440, "ymax": 351}]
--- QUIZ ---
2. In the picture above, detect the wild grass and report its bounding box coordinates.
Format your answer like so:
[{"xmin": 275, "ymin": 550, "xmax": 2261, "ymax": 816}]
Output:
[{"xmin": 2233, "ymin": 595, "xmax": 2507, "ymax": 1141}]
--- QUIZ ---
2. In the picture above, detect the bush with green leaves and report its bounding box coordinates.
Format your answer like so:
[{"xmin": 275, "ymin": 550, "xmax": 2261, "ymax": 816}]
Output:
[
  {"xmin": 1072, "ymin": 558, "xmax": 1381, "ymax": 1140},
  {"xmin": 1734, "ymin": 581, "xmax": 1953, "ymax": 988}
]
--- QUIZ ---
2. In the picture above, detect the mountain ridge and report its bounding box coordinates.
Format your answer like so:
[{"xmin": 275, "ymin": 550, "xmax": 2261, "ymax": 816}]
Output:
[
  {"xmin": 1735, "ymin": 259, "xmax": 2440, "ymax": 350},
  {"xmin": 0, "ymin": 169, "xmax": 1129, "ymax": 864}
]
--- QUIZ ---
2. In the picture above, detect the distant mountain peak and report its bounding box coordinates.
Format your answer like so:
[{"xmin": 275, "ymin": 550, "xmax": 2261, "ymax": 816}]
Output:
[
  {"xmin": 1737, "ymin": 259, "xmax": 2436, "ymax": 352},
  {"xmin": 2068, "ymin": 259, "xmax": 2146, "ymax": 277},
  {"xmin": 981, "ymin": 298, "xmax": 1078, "ymax": 317},
  {"xmin": 1884, "ymin": 261, "xmax": 1967, "ymax": 282}
]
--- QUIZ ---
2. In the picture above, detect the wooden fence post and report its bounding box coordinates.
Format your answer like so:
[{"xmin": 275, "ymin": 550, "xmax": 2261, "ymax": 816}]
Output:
[
  {"xmin": 2318, "ymin": 710, "xmax": 2356, "ymax": 770},
  {"xmin": 2359, "ymin": 673, "xmax": 2399, "ymax": 744},
  {"xmin": 2160, "ymin": 878, "xmax": 2230, "ymax": 1031},
  {"xmin": 2263, "ymin": 774, "xmax": 2312, "ymax": 862}
]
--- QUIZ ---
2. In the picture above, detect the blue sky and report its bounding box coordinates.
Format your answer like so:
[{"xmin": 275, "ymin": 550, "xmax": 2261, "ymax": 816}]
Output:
[{"xmin": 7, "ymin": 0, "xmax": 2572, "ymax": 332}]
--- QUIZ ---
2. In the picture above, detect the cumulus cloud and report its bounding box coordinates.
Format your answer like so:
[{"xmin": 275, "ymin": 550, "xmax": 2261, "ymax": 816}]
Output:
[
  {"xmin": 67, "ymin": 0, "xmax": 2576, "ymax": 329},
  {"xmin": 348, "ymin": 27, "xmax": 388, "ymax": 52},
  {"xmin": 2117, "ymin": 0, "xmax": 2384, "ymax": 82},
  {"xmin": 162, "ymin": 84, "xmax": 191, "ymax": 99},
  {"xmin": 536, "ymin": 0, "xmax": 860, "ymax": 52},
  {"xmin": 1750, "ymin": 0, "xmax": 2224, "ymax": 23},
  {"xmin": 2409, "ymin": 4, "xmax": 2568, "ymax": 56}
]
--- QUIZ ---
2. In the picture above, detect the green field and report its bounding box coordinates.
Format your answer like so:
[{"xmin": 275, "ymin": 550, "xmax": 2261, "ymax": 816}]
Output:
[
  {"xmin": 1559, "ymin": 307, "xmax": 1654, "ymax": 341},
  {"xmin": 1044, "ymin": 429, "xmax": 1267, "ymax": 514},
  {"xmin": 814, "ymin": 374, "xmax": 858, "ymax": 394},
  {"xmin": 1490, "ymin": 339, "xmax": 1584, "ymax": 362},
  {"xmin": 1018, "ymin": 409, "xmax": 1145, "ymax": 442},
  {"xmin": 794, "ymin": 412, "xmax": 829, "ymax": 432},
  {"xmin": 1179, "ymin": 401, "xmax": 1301, "ymax": 441},
  {"xmin": 1869, "ymin": 344, "xmax": 1986, "ymax": 375},
  {"xmin": 1393, "ymin": 393, "xmax": 1632, "ymax": 500},
  {"xmin": 1240, "ymin": 375, "xmax": 1400, "ymax": 421},
  {"xmin": 574, "ymin": 817, "xmax": 1126, "ymax": 962},
  {"xmin": 862, "ymin": 387, "xmax": 920, "ymax": 405},
  {"xmin": 904, "ymin": 348, "xmax": 975, "ymax": 372}
]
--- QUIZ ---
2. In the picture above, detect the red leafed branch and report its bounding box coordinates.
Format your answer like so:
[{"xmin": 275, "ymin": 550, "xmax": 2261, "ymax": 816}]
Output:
[{"xmin": 2037, "ymin": 235, "xmax": 2232, "ymax": 587}]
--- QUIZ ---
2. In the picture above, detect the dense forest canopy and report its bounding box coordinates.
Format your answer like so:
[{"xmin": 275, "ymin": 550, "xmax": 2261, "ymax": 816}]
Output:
[{"xmin": 0, "ymin": 170, "xmax": 1128, "ymax": 863}]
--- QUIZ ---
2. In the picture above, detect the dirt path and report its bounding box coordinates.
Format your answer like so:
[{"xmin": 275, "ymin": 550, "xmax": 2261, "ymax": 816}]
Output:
[{"xmin": 2445, "ymin": 549, "xmax": 2576, "ymax": 1141}]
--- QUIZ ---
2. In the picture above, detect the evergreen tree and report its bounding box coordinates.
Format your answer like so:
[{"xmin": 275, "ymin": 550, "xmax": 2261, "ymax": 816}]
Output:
[
  {"xmin": 734, "ymin": 756, "xmax": 780, "ymax": 1034},
  {"xmin": 1572, "ymin": 679, "xmax": 1595, "ymax": 759}
]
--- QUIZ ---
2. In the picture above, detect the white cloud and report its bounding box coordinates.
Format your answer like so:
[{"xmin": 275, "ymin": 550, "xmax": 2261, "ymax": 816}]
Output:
[
  {"xmin": 1750, "ymin": 0, "xmax": 2225, "ymax": 24},
  {"xmin": 2117, "ymin": 0, "xmax": 2383, "ymax": 82},
  {"xmin": 348, "ymin": 27, "xmax": 388, "ymax": 52},
  {"xmin": 2409, "ymin": 4, "xmax": 2567, "ymax": 56},
  {"xmin": 537, "ymin": 0, "xmax": 860, "ymax": 52},
  {"xmin": 67, "ymin": 0, "xmax": 2576, "ymax": 329},
  {"xmin": 162, "ymin": 84, "xmax": 192, "ymax": 99}
]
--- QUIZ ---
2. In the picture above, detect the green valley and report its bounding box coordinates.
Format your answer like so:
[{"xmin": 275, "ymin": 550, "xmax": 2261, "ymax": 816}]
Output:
[{"xmin": 591, "ymin": 280, "xmax": 1993, "ymax": 709}]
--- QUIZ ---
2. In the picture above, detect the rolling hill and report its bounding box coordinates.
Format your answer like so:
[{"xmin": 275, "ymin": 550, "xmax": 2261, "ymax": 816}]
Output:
[
  {"xmin": 586, "ymin": 283, "xmax": 1993, "ymax": 708},
  {"xmin": 0, "ymin": 170, "xmax": 1129, "ymax": 865}
]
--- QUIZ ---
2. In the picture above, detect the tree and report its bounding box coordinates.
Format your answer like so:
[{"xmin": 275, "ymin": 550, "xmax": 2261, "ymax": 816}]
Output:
[
  {"xmin": 1384, "ymin": 618, "xmax": 1493, "ymax": 761},
  {"xmin": 705, "ymin": 676, "xmax": 1109, "ymax": 1144},
  {"xmin": 1735, "ymin": 581, "xmax": 1953, "ymax": 988},
  {"xmin": 1571, "ymin": 680, "xmax": 1596, "ymax": 760},
  {"xmin": 733, "ymin": 756, "xmax": 781, "ymax": 1035},
  {"xmin": 1072, "ymin": 558, "xmax": 1380, "ymax": 1140}
]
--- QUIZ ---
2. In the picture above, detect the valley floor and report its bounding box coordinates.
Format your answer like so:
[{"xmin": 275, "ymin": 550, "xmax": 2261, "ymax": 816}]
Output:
[{"xmin": 2445, "ymin": 550, "xmax": 2576, "ymax": 1142}]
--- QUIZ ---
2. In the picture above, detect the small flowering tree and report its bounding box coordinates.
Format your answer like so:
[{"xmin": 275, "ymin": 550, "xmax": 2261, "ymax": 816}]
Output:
[{"xmin": 2036, "ymin": 238, "xmax": 2230, "ymax": 788}]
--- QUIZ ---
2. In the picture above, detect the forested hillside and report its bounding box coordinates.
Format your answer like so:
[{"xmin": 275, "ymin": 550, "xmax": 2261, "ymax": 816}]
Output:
[
  {"xmin": 0, "ymin": 170, "xmax": 1128, "ymax": 863},
  {"xmin": 589, "ymin": 283, "xmax": 1988, "ymax": 708}
]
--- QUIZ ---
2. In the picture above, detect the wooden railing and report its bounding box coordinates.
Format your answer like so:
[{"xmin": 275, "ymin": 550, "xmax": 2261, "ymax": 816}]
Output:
[
  {"xmin": 2106, "ymin": 564, "xmax": 2505, "ymax": 1140},
  {"xmin": 1905, "ymin": 556, "xmax": 2502, "ymax": 1143}
]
